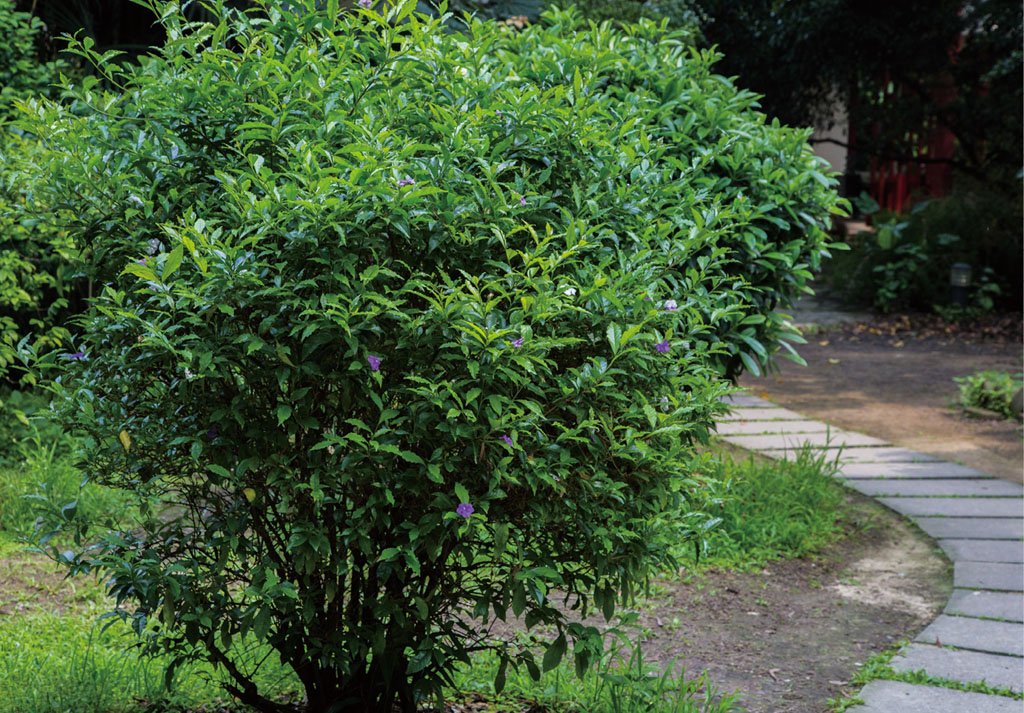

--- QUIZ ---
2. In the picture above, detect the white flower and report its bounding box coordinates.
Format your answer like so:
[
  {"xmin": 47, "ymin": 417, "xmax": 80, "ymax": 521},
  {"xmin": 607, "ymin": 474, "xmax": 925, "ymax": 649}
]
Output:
[
  {"xmin": 563, "ymin": 287, "xmax": 577, "ymax": 297},
  {"xmin": 664, "ymin": 299, "xmax": 678, "ymax": 311}
]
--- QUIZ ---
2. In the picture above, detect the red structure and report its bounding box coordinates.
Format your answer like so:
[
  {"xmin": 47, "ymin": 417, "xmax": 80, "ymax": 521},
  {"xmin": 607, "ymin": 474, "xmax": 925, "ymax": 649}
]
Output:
[
  {"xmin": 867, "ymin": 78, "xmax": 956, "ymax": 214},
  {"xmin": 865, "ymin": 31, "xmax": 962, "ymax": 215}
]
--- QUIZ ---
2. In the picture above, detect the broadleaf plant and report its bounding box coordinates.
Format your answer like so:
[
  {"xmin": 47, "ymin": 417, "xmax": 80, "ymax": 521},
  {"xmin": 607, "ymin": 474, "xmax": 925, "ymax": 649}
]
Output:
[{"xmin": 17, "ymin": 2, "xmax": 842, "ymax": 711}]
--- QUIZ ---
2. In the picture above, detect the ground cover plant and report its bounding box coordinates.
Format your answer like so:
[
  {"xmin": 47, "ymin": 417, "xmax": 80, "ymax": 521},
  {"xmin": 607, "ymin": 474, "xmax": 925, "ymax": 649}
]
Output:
[
  {"xmin": 13, "ymin": 1, "xmax": 841, "ymax": 710},
  {"xmin": 955, "ymin": 370, "xmax": 1023, "ymax": 421}
]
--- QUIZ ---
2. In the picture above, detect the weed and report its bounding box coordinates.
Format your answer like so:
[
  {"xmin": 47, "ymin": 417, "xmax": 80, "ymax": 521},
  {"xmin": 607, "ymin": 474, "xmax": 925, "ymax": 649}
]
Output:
[
  {"xmin": 452, "ymin": 631, "xmax": 741, "ymax": 713},
  {"xmin": 954, "ymin": 370, "xmax": 1023, "ymax": 420},
  {"xmin": 848, "ymin": 641, "xmax": 1024, "ymax": 699},
  {"xmin": 682, "ymin": 445, "xmax": 850, "ymax": 569}
]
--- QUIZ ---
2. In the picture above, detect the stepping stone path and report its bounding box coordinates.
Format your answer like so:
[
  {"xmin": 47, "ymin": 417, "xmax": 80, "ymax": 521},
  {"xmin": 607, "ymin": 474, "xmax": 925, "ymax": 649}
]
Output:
[{"xmin": 718, "ymin": 393, "xmax": 1024, "ymax": 710}]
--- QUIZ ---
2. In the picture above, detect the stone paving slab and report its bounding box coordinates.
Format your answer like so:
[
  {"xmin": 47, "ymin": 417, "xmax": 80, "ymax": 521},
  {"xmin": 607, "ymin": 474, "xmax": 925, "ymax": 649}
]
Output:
[
  {"xmin": 717, "ymin": 406, "xmax": 809, "ymax": 422},
  {"xmin": 916, "ymin": 615, "xmax": 1024, "ymax": 656},
  {"xmin": 889, "ymin": 644, "xmax": 1024, "ymax": 694},
  {"xmin": 848, "ymin": 680, "xmax": 1022, "ymax": 713},
  {"xmin": 914, "ymin": 517, "xmax": 1024, "ymax": 540},
  {"xmin": 828, "ymin": 447, "xmax": 944, "ymax": 463},
  {"xmin": 715, "ymin": 419, "xmax": 830, "ymax": 436},
  {"xmin": 837, "ymin": 461, "xmax": 995, "ymax": 479},
  {"xmin": 879, "ymin": 497, "xmax": 1024, "ymax": 519},
  {"xmin": 846, "ymin": 479, "xmax": 1024, "ymax": 498},
  {"xmin": 722, "ymin": 431, "xmax": 888, "ymax": 451},
  {"xmin": 954, "ymin": 562, "xmax": 1024, "ymax": 592},
  {"xmin": 945, "ymin": 589, "xmax": 1024, "ymax": 622},
  {"xmin": 940, "ymin": 539, "xmax": 1024, "ymax": 563},
  {"xmin": 719, "ymin": 394, "xmax": 774, "ymax": 407}
]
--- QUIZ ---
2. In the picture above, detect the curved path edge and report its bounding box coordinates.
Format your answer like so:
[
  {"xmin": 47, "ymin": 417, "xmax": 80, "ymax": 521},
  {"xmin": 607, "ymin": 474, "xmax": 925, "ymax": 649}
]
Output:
[{"xmin": 718, "ymin": 392, "xmax": 1024, "ymax": 712}]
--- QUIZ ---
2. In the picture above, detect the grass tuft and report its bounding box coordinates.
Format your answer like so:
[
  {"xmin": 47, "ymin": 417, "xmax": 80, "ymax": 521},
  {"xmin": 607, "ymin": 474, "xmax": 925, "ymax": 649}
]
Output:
[
  {"xmin": 685, "ymin": 445, "xmax": 851, "ymax": 569},
  {"xmin": 451, "ymin": 633, "xmax": 740, "ymax": 713}
]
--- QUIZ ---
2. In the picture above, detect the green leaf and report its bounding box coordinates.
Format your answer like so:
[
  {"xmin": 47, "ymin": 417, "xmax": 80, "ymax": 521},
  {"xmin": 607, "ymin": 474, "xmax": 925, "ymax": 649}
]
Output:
[
  {"xmin": 511, "ymin": 584, "xmax": 526, "ymax": 617},
  {"xmin": 606, "ymin": 322, "xmax": 622, "ymax": 354},
  {"xmin": 492, "ymin": 523, "xmax": 508, "ymax": 558},
  {"xmin": 542, "ymin": 634, "xmax": 566, "ymax": 672},
  {"xmin": 739, "ymin": 350, "xmax": 762, "ymax": 377},
  {"xmin": 494, "ymin": 657, "xmax": 508, "ymax": 694},
  {"xmin": 276, "ymin": 404, "xmax": 292, "ymax": 425},
  {"xmin": 162, "ymin": 244, "xmax": 184, "ymax": 281}
]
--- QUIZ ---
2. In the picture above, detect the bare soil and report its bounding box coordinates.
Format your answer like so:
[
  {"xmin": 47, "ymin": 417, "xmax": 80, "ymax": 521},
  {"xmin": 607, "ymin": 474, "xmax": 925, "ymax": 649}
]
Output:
[{"xmin": 636, "ymin": 498, "xmax": 949, "ymax": 713}]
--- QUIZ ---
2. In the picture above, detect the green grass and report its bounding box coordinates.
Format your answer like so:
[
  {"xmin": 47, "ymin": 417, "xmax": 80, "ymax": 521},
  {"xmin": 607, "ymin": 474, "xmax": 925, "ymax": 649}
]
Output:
[
  {"xmin": 828, "ymin": 640, "xmax": 1024, "ymax": 708},
  {"xmin": 451, "ymin": 633, "xmax": 740, "ymax": 713},
  {"xmin": 682, "ymin": 445, "xmax": 852, "ymax": 569},
  {"xmin": 0, "ymin": 424, "xmax": 129, "ymax": 539},
  {"xmin": 0, "ymin": 419, "xmax": 300, "ymax": 712},
  {"xmin": 0, "ymin": 610, "xmax": 303, "ymax": 713}
]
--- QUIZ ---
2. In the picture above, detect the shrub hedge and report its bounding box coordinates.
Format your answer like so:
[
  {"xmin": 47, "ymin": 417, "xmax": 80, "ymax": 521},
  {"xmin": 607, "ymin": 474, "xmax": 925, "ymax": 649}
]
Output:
[{"xmin": 17, "ymin": 2, "xmax": 841, "ymax": 710}]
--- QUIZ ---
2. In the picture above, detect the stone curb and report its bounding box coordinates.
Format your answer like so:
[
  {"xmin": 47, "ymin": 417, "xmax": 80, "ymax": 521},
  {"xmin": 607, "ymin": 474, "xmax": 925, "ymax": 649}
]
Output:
[{"xmin": 719, "ymin": 393, "xmax": 1024, "ymax": 711}]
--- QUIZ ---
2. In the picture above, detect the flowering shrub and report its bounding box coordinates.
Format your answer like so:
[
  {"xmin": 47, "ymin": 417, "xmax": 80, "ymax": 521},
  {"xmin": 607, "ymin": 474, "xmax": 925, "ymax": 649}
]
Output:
[{"xmin": 19, "ymin": 1, "xmax": 841, "ymax": 710}]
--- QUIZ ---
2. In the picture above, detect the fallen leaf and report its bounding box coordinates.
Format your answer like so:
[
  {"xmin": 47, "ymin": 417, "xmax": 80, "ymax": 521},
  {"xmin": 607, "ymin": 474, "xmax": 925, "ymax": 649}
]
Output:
[
  {"xmin": 818, "ymin": 340, "xmax": 829, "ymax": 346},
  {"xmin": 758, "ymin": 391, "xmax": 771, "ymax": 400},
  {"xmin": 891, "ymin": 340, "xmax": 904, "ymax": 348},
  {"xmin": 828, "ymin": 358, "xmax": 841, "ymax": 365}
]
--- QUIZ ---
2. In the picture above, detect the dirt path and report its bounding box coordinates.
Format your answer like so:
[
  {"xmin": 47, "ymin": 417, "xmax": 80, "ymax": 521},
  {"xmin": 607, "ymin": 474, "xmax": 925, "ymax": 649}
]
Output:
[
  {"xmin": 639, "ymin": 496, "xmax": 948, "ymax": 713},
  {"xmin": 646, "ymin": 320, "xmax": 1019, "ymax": 711},
  {"xmin": 740, "ymin": 328, "xmax": 1023, "ymax": 483}
]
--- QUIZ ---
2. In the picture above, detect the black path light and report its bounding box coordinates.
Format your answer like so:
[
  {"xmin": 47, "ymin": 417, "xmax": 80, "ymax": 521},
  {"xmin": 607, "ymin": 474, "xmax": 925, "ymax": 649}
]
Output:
[{"xmin": 950, "ymin": 262, "xmax": 972, "ymax": 307}]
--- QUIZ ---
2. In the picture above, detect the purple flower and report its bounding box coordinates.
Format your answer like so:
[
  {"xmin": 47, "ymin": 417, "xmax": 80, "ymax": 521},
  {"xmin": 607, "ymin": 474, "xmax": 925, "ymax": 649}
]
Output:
[
  {"xmin": 63, "ymin": 351, "xmax": 87, "ymax": 361},
  {"xmin": 510, "ymin": 337, "xmax": 524, "ymax": 348},
  {"xmin": 495, "ymin": 109, "xmax": 502, "ymax": 116},
  {"xmin": 397, "ymin": 178, "xmax": 416, "ymax": 187},
  {"xmin": 358, "ymin": 0, "xmax": 371, "ymax": 7},
  {"xmin": 519, "ymin": 196, "xmax": 527, "ymax": 206},
  {"xmin": 456, "ymin": 502, "xmax": 474, "ymax": 518},
  {"xmin": 206, "ymin": 425, "xmax": 217, "ymax": 439},
  {"xmin": 664, "ymin": 300, "xmax": 678, "ymax": 311},
  {"xmin": 500, "ymin": 435, "xmax": 514, "ymax": 448},
  {"xmin": 137, "ymin": 257, "xmax": 148, "ymax": 266},
  {"xmin": 367, "ymin": 355, "xmax": 381, "ymax": 371},
  {"xmin": 655, "ymin": 339, "xmax": 670, "ymax": 354}
]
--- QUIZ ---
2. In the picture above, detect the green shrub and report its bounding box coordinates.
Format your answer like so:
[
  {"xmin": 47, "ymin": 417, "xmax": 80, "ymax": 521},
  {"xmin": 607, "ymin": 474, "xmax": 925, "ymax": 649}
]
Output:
[
  {"xmin": 0, "ymin": 132, "xmax": 78, "ymax": 382},
  {"xmin": 955, "ymin": 371, "xmax": 1023, "ymax": 420},
  {"xmin": 18, "ymin": 1, "xmax": 839, "ymax": 710}
]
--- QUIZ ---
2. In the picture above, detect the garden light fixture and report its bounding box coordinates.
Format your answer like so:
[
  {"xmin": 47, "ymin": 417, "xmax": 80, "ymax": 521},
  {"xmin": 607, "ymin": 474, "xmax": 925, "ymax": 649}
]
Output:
[{"xmin": 950, "ymin": 262, "xmax": 971, "ymax": 306}]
